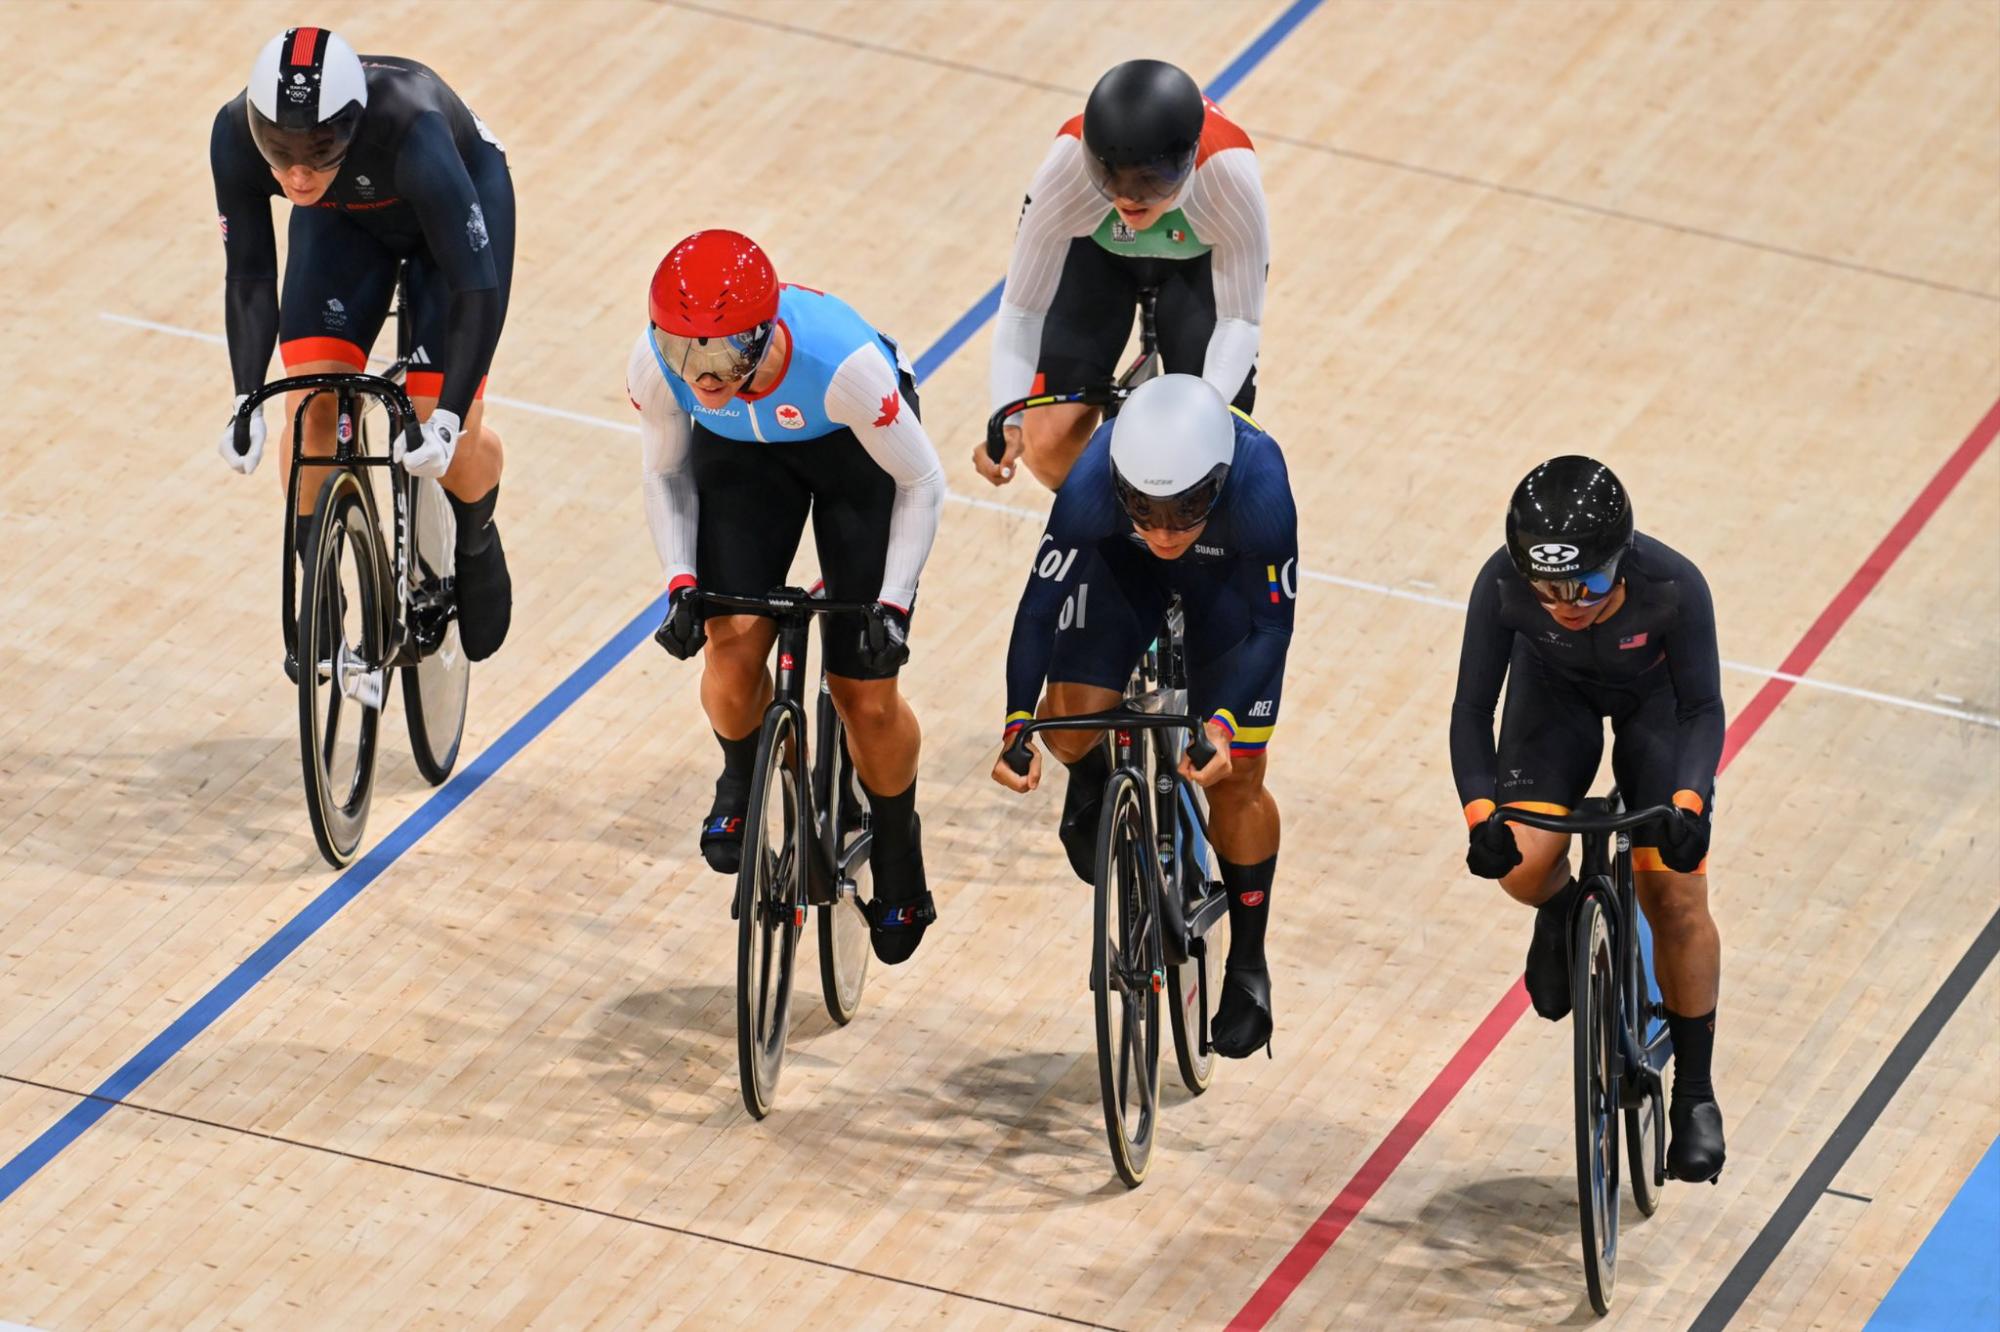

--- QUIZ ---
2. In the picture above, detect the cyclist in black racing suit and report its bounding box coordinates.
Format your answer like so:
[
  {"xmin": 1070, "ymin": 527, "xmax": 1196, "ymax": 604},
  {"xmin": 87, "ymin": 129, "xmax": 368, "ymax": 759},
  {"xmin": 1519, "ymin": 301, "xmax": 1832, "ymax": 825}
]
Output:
[
  {"xmin": 1450, "ymin": 455, "xmax": 1727, "ymax": 1183},
  {"xmin": 210, "ymin": 27, "xmax": 513, "ymax": 663}
]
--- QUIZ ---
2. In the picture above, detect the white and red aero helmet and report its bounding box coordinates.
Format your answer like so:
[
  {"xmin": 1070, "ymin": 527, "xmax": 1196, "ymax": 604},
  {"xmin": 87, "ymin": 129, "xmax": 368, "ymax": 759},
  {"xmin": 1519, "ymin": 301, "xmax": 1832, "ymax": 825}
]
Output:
[{"xmin": 246, "ymin": 27, "xmax": 367, "ymax": 171}]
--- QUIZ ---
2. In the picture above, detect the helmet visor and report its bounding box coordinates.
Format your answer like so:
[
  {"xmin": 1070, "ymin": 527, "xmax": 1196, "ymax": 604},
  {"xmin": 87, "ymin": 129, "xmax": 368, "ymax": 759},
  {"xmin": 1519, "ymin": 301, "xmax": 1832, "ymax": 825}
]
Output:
[
  {"xmin": 1114, "ymin": 465, "xmax": 1226, "ymax": 533},
  {"xmin": 249, "ymin": 101, "xmax": 361, "ymax": 171},
  {"xmin": 1085, "ymin": 148, "xmax": 1197, "ymax": 207},
  {"xmin": 1529, "ymin": 568, "xmax": 1617, "ymax": 607},
  {"xmin": 652, "ymin": 321, "xmax": 775, "ymax": 386}
]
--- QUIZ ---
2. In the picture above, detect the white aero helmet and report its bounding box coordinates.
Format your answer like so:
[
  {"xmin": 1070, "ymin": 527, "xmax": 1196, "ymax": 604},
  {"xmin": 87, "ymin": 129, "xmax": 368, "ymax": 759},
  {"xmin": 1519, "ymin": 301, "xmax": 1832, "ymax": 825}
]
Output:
[
  {"xmin": 246, "ymin": 27, "xmax": 368, "ymax": 171},
  {"xmin": 1108, "ymin": 374, "xmax": 1235, "ymax": 531}
]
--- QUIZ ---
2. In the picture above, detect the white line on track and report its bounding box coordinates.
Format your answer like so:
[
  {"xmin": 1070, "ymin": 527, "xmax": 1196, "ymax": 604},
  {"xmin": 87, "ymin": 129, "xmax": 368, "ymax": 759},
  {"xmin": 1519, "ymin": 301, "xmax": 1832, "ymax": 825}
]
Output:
[{"xmin": 107, "ymin": 309, "xmax": 1999, "ymax": 730}]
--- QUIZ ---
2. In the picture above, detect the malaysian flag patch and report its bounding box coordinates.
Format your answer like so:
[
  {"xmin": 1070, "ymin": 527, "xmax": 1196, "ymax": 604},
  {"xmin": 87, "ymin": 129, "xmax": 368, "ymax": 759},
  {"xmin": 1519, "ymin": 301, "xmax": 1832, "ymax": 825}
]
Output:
[{"xmin": 1619, "ymin": 632, "xmax": 1649, "ymax": 650}]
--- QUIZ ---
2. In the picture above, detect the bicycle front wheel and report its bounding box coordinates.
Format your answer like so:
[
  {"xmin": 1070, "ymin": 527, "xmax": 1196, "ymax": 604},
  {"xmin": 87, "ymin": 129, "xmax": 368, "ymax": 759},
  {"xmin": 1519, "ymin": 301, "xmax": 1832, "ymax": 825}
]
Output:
[
  {"xmin": 402, "ymin": 474, "xmax": 468, "ymax": 784},
  {"xmin": 1574, "ymin": 891, "xmax": 1621, "ymax": 1314},
  {"xmin": 299, "ymin": 468, "xmax": 384, "ymax": 868},
  {"xmin": 737, "ymin": 706, "xmax": 805, "ymax": 1119},
  {"xmin": 1094, "ymin": 769, "xmax": 1161, "ymax": 1188}
]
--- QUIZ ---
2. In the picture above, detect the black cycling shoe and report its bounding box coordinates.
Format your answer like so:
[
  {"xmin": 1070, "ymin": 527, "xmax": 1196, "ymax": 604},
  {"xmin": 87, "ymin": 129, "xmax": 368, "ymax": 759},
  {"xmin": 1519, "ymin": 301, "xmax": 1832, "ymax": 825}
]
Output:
[
  {"xmin": 1058, "ymin": 762, "xmax": 1105, "ymax": 884},
  {"xmin": 1211, "ymin": 962, "xmax": 1274, "ymax": 1059},
  {"xmin": 1667, "ymin": 1097, "xmax": 1727, "ymax": 1183},
  {"xmin": 454, "ymin": 525, "xmax": 511, "ymax": 662},
  {"xmin": 700, "ymin": 774, "xmax": 749, "ymax": 875},
  {"xmin": 1525, "ymin": 880, "xmax": 1580, "ymax": 1021},
  {"xmin": 863, "ymin": 815, "xmax": 934, "ymax": 965}
]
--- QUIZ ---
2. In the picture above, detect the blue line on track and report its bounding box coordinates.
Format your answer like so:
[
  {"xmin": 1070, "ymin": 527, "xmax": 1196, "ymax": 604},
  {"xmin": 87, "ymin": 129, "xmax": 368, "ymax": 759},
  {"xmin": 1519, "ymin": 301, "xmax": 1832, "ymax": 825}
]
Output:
[
  {"xmin": 0, "ymin": 0, "xmax": 1323, "ymax": 1210},
  {"xmin": 1865, "ymin": 1133, "xmax": 2000, "ymax": 1331}
]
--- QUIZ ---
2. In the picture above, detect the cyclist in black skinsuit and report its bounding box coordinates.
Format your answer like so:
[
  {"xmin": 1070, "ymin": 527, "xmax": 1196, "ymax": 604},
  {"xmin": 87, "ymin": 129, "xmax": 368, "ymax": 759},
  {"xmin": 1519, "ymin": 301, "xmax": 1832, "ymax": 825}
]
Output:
[
  {"xmin": 210, "ymin": 27, "xmax": 513, "ymax": 662},
  {"xmin": 1450, "ymin": 455, "xmax": 1727, "ymax": 1183}
]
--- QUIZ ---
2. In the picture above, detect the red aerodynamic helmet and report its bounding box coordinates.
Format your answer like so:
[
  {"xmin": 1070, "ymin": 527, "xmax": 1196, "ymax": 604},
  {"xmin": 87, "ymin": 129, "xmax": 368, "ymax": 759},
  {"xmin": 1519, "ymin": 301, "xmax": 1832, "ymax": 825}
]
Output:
[{"xmin": 648, "ymin": 230, "xmax": 780, "ymax": 384}]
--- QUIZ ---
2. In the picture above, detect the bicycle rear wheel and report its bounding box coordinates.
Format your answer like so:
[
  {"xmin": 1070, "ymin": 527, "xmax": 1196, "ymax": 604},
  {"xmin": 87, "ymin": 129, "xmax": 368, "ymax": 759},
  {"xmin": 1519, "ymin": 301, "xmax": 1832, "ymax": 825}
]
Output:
[
  {"xmin": 737, "ymin": 706, "xmax": 805, "ymax": 1119},
  {"xmin": 298, "ymin": 469, "xmax": 384, "ymax": 868},
  {"xmin": 817, "ymin": 726, "xmax": 871, "ymax": 1026},
  {"xmin": 1574, "ymin": 891, "xmax": 1621, "ymax": 1314},
  {"xmin": 402, "ymin": 475, "xmax": 468, "ymax": 784},
  {"xmin": 1094, "ymin": 769, "xmax": 1161, "ymax": 1187}
]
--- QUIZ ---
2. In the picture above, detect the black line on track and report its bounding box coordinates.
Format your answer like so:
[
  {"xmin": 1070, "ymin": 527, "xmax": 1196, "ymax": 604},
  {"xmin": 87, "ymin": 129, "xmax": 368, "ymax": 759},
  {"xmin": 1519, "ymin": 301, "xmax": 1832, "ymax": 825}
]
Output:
[
  {"xmin": 651, "ymin": 0, "xmax": 2000, "ymax": 307},
  {"xmin": 1822, "ymin": 1188, "xmax": 1872, "ymax": 1204},
  {"xmin": 0, "ymin": 1073, "xmax": 1121, "ymax": 1332},
  {"xmin": 1688, "ymin": 902, "xmax": 2000, "ymax": 1331}
]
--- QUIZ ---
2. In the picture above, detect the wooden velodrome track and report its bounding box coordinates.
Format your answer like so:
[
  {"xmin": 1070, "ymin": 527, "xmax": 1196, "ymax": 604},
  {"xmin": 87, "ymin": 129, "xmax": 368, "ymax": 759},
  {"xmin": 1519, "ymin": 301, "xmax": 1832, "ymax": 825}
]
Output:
[{"xmin": 1, "ymin": 1, "xmax": 1995, "ymax": 1327}]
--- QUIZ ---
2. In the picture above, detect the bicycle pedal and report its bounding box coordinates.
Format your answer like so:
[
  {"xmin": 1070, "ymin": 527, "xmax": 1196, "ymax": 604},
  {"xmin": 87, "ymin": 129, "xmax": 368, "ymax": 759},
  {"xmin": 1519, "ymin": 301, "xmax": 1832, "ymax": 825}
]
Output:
[{"xmin": 336, "ymin": 651, "xmax": 387, "ymax": 709}]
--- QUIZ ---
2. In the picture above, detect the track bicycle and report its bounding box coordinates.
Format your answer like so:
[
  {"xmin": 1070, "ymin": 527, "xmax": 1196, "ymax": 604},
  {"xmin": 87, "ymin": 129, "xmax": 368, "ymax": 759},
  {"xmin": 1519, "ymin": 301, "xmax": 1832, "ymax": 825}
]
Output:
[
  {"xmin": 697, "ymin": 587, "xmax": 878, "ymax": 1120},
  {"xmin": 1001, "ymin": 600, "xmax": 1232, "ymax": 1187},
  {"xmin": 1493, "ymin": 798, "xmax": 1676, "ymax": 1315},
  {"xmin": 231, "ymin": 263, "xmax": 469, "ymax": 868}
]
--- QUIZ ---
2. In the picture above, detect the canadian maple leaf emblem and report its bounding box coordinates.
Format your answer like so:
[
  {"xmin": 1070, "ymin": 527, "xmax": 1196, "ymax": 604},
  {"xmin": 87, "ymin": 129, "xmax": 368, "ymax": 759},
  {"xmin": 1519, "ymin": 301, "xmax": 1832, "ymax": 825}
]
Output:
[{"xmin": 874, "ymin": 391, "xmax": 901, "ymax": 428}]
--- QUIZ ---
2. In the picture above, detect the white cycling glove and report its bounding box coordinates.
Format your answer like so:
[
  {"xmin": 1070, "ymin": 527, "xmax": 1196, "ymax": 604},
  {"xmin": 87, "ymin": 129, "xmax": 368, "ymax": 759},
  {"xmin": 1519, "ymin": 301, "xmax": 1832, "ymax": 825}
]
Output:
[
  {"xmin": 395, "ymin": 407, "xmax": 460, "ymax": 479},
  {"xmin": 218, "ymin": 393, "xmax": 266, "ymax": 475}
]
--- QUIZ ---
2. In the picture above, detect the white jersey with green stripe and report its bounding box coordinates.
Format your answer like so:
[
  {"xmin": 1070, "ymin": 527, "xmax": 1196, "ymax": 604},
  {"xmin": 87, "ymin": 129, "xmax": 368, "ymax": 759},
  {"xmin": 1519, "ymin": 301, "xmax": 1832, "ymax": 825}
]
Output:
[{"xmin": 991, "ymin": 98, "xmax": 1270, "ymax": 412}]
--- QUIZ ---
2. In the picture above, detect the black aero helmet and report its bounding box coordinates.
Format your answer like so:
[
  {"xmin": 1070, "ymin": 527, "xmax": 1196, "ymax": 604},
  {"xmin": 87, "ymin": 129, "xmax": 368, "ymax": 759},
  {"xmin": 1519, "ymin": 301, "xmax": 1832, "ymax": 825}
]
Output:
[
  {"xmin": 1081, "ymin": 59, "xmax": 1205, "ymax": 206},
  {"xmin": 1505, "ymin": 456, "xmax": 1635, "ymax": 596}
]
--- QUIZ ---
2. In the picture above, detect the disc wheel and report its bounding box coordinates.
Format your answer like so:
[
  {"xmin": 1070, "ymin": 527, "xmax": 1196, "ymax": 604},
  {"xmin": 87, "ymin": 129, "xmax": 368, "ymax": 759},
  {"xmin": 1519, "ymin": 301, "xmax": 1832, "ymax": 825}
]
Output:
[
  {"xmin": 1166, "ymin": 783, "xmax": 1222, "ymax": 1095},
  {"xmin": 736, "ymin": 707, "xmax": 804, "ymax": 1119},
  {"xmin": 299, "ymin": 469, "xmax": 384, "ymax": 868},
  {"xmin": 1094, "ymin": 770, "xmax": 1161, "ymax": 1188},
  {"xmin": 402, "ymin": 475, "xmax": 468, "ymax": 784},
  {"xmin": 817, "ymin": 733, "xmax": 871, "ymax": 1026},
  {"xmin": 1574, "ymin": 892, "xmax": 1621, "ymax": 1315}
]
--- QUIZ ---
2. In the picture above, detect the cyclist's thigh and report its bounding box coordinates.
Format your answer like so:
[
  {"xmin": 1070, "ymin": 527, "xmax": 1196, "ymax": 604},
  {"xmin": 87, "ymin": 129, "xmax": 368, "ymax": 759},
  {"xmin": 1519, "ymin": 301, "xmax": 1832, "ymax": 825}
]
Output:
[
  {"xmin": 797, "ymin": 429, "xmax": 898, "ymax": 681},
  {"xmin": 279, "ymin": 208, "xmax": 396, "ymax": 377},
  {"xmin": 1182, "ymin": 602, "xmax": 1286, "ymax": 756},
  {"xmin": 1047, "ymin": 542, "xmax": 1166, "ymax": 693},
  {"xmin": 692, "ymin": 425, "xmax": 812, "ymax": 617},
  {"xmin": 1495, "ymin": 640, "xmax": 1604, "ymax": 813},
  {"xmin": 405, "ymin": 138, "xmax": 515, "ymax": 401},
  {"xmin": 1155, "ymin": 251, "xmax": 1255, "ymax": 411},
  {"xmin": 1035, "ymin": 237, "xmax": 1139, "ymax": 390},
  {"xmin": 1609, "ymin": 681, "xmax": 1714, "ymax": 861}
]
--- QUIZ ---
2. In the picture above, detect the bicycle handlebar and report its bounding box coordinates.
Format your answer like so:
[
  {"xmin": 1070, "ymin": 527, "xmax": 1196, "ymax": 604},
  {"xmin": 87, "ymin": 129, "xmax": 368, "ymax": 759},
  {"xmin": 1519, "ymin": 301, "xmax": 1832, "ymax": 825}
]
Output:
[
  {"xmin": 984, "ymin": 384, "xmax": 1124, "ymax": 462},
  {"xmin": 233, "ymin": 371, "xmax": 420, "ymax": 460},
  {"xmin": 1002, "ymin": 707, "xmax": 1216, "ymax": 777},
  {"xmin": 1491, "ymin": 804, "xmax": 1678, "ymax": 836},
  {"xmin": 693, "ymin": 588, "xmax": 880, "ymax": 618}
]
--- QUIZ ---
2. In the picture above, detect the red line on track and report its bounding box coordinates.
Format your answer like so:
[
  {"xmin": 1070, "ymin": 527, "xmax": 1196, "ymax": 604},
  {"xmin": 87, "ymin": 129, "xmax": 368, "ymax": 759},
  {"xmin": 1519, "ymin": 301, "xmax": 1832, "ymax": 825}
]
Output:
[{"xmin": 1228, "ymin": 396, "xmax": 2000, "ymax": 1330}]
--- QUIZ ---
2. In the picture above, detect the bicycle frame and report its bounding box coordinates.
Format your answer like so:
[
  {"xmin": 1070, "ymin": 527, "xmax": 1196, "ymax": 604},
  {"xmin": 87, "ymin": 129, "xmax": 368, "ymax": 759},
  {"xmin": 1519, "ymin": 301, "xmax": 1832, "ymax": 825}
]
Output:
[
  {"xmin": 1003, "ymin": 706, "xmax": 1223, "ymax": 986},
  {"xmin": 698, "ymin": 588, "xmax": 881, "ymax": 907},
  {"xmin": 1495, "ymin": 802, "xmax": 1675, "ymax": 1103}
]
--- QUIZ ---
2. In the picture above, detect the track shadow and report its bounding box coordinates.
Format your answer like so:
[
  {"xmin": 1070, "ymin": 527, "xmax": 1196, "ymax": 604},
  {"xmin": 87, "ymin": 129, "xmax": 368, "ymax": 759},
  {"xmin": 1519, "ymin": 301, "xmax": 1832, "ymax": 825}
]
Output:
[
  {"xmin": 0, "ymin": 730, "xmax": 316, "ymax": 882},
  {"xmin": 1350, "ymin": 1171, "xmax": 1667, "ymax": 1326}
]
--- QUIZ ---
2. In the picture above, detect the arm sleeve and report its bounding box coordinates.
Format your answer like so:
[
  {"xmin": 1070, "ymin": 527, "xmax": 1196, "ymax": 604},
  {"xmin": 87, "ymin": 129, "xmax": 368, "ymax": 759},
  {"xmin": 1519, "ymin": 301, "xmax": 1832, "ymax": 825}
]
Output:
[
  {"xmin": 211, "ymin": 104, "xmax": 280, "ymax": 396},
  {"xmin": 625, "ymin": 333, "xmax": 698, "ymax": 586},
  {"xmin": 823, "ymin": 345, "xmax": 945, "ymax": 610},
  {"xmin": 991, "ymin": 135, "xmax": 1104, "ymax": 412},
  {"xmin": 1664, "ymin": 568, "xmax": 1728, "ymax": 797},
  {"xmin": 1181, "ymin": 148, "xmax": 1270, "ymax": 403},
  {"xmin": 1002, "ymin": 535, "xmax": 1085, "ymax": 728},
  {"xmin": 1449, "ymin": 558, "xmax": 1515, "ymax": 809},
  {"xmin": 396, "ymin": 114, "xmax": 500, "ymax": 419},
  {"xmin": 1208, "ymin": 470, "xmax": 1297, "ymax": 739}
]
